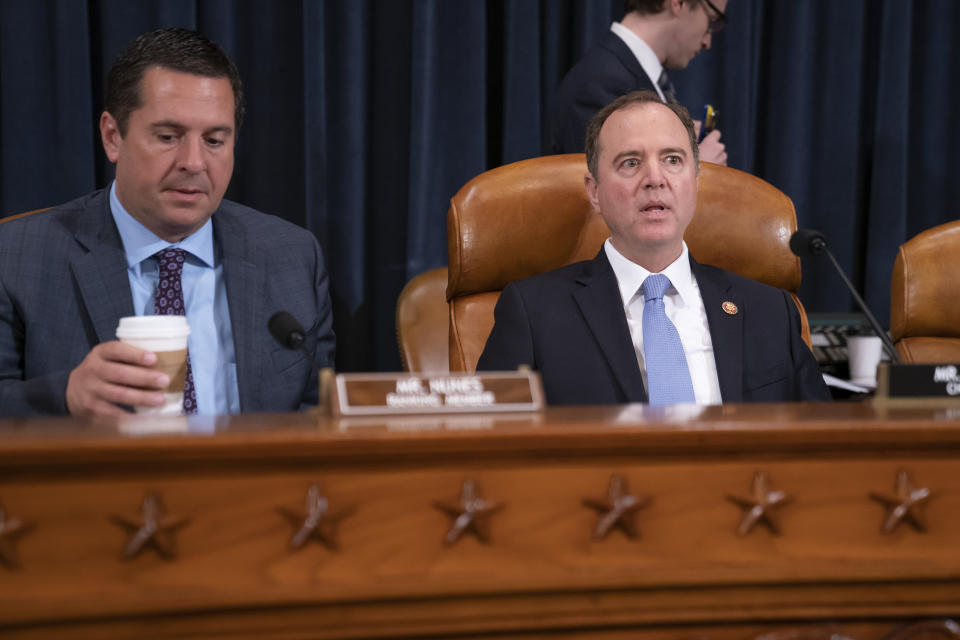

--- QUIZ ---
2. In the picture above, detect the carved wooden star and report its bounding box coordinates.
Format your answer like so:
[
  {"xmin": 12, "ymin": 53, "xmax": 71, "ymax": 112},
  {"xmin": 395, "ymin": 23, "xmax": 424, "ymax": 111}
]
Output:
[
  {"xmin": 0, "ymin": 503, "xmax": 32, "ymax": 569},
  {"xmin": 433, "ymin": 478, "xmax": 504, "ymax": 545},
  {"xmin": 726, "ymin": 472, "xmax": 792, "ymax": 536},
  {"xmin": 869, "ymin": 469, "xmax": 931, "ymax": 534},
  {"xmin": 277, "ymin": 484, "xmax": 353, "ymax": 551},
  {"xmin": 111, "ymin": 492, "xmax": 190, "ymax": 560},
  {"xmin": 582, "ymin": 474, "xmax": 651, "ymax": 540}
]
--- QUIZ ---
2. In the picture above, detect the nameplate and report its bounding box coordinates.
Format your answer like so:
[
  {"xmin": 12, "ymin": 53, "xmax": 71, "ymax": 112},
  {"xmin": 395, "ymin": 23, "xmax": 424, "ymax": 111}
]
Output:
[
  {"xmin": 874, "ymin": 363, "xmax": 960, "ymax": 405},
  {"xmin": 329, "ymin": 371, "xmax": 545, "ymax": 417}
]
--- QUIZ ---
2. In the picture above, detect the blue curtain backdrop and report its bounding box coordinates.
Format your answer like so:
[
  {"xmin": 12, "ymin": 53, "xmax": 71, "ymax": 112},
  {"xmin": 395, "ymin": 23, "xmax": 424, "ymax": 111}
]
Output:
[{"xmin": 1, "ymin": 0, "xmax": 958, "ymax": 372}]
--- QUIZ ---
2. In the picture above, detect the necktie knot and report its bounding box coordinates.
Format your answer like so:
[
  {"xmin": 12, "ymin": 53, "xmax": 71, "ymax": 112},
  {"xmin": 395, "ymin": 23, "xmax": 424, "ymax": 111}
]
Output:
[
  {"xmin": 155, "ymin": 247, "xmax": 187, "ymax": 280},
  {"xmin": 154, "ymin": 248, "xmax": 188, "ymax": 316},
  {"xmin": 641, "ymin": 273, "xmax": 671, "ymax": 302},
  {"xmin": 657, "ymin": 70, "xmax": 677, "ymax": 104}
]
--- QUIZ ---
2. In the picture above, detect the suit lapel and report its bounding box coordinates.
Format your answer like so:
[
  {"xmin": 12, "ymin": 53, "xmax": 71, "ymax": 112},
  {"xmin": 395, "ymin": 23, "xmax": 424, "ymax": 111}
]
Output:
[
  {"xmin": 70, "ymin": 196, "xmax": 135, "ymax": 344},
  {"xmin": 599, "ymin": 31, "xmax": 657, "ymax": 92},
  {"xmin": 214, "ymin": 211, "xmax": 263, "ymax": 413},
  {"xmin": 692, "ymin": 258, "xmax": 743, "ymax": 403},
  {"xmin": 572, "ymin": 251, "xmax": 648, "ymax": 403}
]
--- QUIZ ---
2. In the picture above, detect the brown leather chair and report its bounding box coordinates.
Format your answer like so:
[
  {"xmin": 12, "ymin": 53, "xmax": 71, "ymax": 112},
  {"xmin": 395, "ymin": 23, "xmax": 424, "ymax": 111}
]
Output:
[
  {"xmin": 446, "ymin": 154, "xmax": 811, "ymax": 373},
  {"xmin": 890, "ymin": 220, "xmax": 960, "ymax": 363},
  {"xmin": 396, "ymin": 267, "xmax": 450, "ymax": 373}
]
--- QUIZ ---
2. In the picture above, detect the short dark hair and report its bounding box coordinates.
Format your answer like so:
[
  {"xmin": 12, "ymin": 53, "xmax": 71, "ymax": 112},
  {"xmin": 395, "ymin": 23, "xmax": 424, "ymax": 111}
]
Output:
[
  {"xmin": 623, "ymin": 0, "xmax": 701, "ymax": 16},
  {"xmin": 105, "ymin": 27, "xmax": 245, "ymax": 136},
  {"xmin": 585, "ymin": 90, "xmax": 699, "ymax": 178}
]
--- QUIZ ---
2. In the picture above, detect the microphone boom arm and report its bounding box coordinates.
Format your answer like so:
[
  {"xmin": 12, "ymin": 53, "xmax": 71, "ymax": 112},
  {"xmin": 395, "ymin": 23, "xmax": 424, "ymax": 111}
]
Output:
[{"xmin": 821, "ymin": 247, "xmax": 902, "ymax": 364}]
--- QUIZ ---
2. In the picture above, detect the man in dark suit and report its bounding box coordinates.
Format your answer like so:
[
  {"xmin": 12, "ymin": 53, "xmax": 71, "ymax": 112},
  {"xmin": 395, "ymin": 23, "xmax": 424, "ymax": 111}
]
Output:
[
  {"xmin": 548, "ymin": 0, "xmax": 728, "ymax": 165},
  {"xmin": 479, "ymin": 91, "xmax": 829, "ymax": 406},
  {"xmin": 0, "ymin": 28, "xmax": 334, "ymax": 418}
]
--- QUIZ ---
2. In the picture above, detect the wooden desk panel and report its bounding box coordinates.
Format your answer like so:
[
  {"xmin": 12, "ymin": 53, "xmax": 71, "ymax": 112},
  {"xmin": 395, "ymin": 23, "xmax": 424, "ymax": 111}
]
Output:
[{"xmin": 1, "ymin": 404, "xmax": 960, "ymax": 639}]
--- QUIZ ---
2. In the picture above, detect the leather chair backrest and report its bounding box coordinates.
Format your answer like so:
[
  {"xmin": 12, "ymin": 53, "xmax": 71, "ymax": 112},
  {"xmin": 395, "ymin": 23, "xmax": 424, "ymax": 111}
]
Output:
[
  {"xmin": 890, "ymin": 220, "xmax": 960, "ymax": 363},
  {"xmin": 396, "ymin": 267, "xmax": 450, "ymax": 373},
  {"xmin": 446, "ymin": 154, "xmax": 809, "ymax": 373}
]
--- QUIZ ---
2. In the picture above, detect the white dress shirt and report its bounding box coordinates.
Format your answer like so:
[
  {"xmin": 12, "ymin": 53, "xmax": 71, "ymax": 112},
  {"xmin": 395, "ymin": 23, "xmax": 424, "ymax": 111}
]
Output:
[
  {"xmin": 604, "ymin": 239, "xmax": 723, "ymax": 405},
  {"xmin": 609, "ymin": 22, "xmax": 666, "ymax": 102}
]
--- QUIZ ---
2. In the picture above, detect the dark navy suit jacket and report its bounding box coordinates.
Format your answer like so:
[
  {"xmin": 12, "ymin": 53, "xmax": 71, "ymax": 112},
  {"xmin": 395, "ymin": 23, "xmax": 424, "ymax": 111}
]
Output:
[
  {"xmin": 0, "ymin": 190, "xmax": 335, "ymax": 417},
  {"xmin": 548, "ymin": 31, "xmax": 658, "ymax": 155},
  {"xmin": 477, "ymin": 250, "xmax": 831, "ymax": 406}
]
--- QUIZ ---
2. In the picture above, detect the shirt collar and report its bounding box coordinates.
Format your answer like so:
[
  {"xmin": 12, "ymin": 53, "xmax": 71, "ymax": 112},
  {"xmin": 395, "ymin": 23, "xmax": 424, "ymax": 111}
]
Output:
[
  {"xmin": 609, "ymin": 22, "xmax": 665, "ymax": 101},
  {"xmin": 109, "ymin": 181, "xmax": 215, "ymax": 271},
  {"xmin": 604, "ymin": 239, "xmax": 695, "ymax": 308}
]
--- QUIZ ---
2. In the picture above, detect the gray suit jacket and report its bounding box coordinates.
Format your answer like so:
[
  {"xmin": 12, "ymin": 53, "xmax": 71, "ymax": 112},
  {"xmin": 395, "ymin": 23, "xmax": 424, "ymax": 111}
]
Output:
[
  {"xmin": 0, "ymin": 190, "xmax": 335, "ymax": 416},
  {"xmin": 477, "ymin": 250, "xmax": 831, "ymax": 405}
]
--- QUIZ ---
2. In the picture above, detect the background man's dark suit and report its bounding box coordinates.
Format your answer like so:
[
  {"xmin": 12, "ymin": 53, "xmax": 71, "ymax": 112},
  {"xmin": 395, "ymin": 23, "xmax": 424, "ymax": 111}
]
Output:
[
  {"xmin": 548, "ymin": 32, "xmax": 657, "ymax": 155},
  {"xmin": 478, "ymin": 250, "xmax": 830, "ymax": 405},
  {"xmin": 0, "ymin": 190, "xmax": 335, "ymax": 416}
]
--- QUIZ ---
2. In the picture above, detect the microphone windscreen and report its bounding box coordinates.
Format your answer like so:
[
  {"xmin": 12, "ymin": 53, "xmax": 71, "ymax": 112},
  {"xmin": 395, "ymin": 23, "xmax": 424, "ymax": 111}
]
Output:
[
  {"xmin": 789, "ymin": 229, "xmax": 828, "ymax": 257},
  {"xmin": 268, "ymin": 311, "xmax": 305, "ymax": 349}
]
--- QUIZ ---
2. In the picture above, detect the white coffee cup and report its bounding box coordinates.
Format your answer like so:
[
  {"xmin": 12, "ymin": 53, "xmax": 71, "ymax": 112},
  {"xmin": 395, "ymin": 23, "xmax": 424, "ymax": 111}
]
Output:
[
  {"xmin": 847, "ymin": 335, "xmax": 883, "ymax": 388},
  {"xmin": 116, "ymin": 316, "xmax": 191, "ymax": 415}
]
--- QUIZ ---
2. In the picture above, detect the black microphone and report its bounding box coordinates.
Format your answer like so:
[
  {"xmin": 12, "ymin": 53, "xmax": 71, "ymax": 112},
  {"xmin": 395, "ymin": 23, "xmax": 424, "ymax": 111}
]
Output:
[
  {"xmin": 268, "ymin": 311, "xmax": 306, "ymax": 351},
  {"xmin": 268, "ymin": 311, "xmax": 334, "ymax": 411},
  {"xmin": 789, "ymin": 229, "xmax": 902, "ymax": 364},
  {"xmin": 789, "ymin": 229, "xmax": 828, "ymax": 257}
]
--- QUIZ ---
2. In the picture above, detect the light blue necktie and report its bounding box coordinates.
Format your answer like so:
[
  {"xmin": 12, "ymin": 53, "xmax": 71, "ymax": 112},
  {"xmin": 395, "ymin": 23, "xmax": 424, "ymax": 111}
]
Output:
[{"xmin": 641, "ymin": 274, "xmax": 696, "ymax": 405}]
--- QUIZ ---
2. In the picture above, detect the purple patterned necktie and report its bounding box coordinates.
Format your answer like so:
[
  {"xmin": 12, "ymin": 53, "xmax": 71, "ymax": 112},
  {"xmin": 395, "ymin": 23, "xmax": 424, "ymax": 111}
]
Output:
[{"xmin": 153, "ymin": 248, "xmax": 197, "ymax": 414}]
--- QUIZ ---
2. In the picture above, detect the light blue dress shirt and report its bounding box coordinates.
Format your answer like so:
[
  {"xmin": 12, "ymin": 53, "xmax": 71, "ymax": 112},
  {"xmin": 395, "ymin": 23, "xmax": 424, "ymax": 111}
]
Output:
[{"xmin": 110, "ymin": 182, "xmax": 240, "ymax": 415}]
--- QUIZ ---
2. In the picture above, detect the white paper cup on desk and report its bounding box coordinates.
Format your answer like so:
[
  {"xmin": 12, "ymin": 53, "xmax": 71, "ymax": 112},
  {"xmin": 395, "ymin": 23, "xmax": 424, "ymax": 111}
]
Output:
[
  {"xmin": 116, "ymin": 316, "xmax": 191, "ymax": 415},
  {"xmin": 847, "ymin": 335, "xmax": 883, "ymax": 388}
]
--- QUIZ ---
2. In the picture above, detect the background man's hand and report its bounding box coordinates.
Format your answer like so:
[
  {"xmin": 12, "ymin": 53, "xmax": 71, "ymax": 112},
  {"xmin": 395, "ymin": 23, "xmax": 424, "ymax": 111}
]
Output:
[
  {"xmin": 698, "ymin": 128, "xmax": 727, "ymax": 165},
  {"xmin": 66, "ymin": 341, "xmax": 169, "ymax": 417}
]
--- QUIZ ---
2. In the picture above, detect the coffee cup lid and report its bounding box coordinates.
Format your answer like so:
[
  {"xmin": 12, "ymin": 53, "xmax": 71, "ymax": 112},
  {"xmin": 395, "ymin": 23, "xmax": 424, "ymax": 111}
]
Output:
[{"xmin": 116, "ymin": 315, "xmax": 190, "ymax": 339}]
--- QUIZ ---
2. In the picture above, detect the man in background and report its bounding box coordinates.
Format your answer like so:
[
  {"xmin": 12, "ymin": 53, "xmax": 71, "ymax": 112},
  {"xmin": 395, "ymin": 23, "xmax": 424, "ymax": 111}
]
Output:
[
  {"xmin": 548, "ymin": 0, "xmax": 728, "ymax": 165},
  {"xmin": 482, "ymin": 91, "xmax": 828, "ymax": 405},
  {"xmin": 0, "ymin": 28, "xmax": 334, "ymax": 418}
]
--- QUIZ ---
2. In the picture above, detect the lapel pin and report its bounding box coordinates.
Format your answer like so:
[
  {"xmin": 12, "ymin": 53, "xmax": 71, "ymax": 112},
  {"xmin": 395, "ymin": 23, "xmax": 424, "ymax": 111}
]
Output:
[{"xmin": 722, "ymin": 301, "xmax": 738, "ymax": 315}]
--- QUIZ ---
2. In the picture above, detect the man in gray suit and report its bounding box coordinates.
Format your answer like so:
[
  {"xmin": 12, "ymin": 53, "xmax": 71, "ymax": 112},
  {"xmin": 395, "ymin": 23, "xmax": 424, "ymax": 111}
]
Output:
[{"xmin": 0, "ymin": 28, "xmax": 335, "ymax": 418}]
